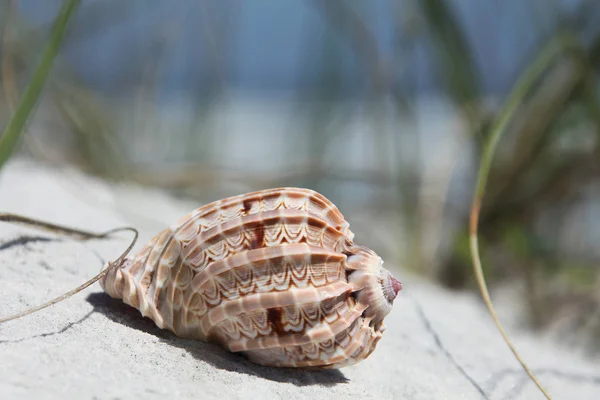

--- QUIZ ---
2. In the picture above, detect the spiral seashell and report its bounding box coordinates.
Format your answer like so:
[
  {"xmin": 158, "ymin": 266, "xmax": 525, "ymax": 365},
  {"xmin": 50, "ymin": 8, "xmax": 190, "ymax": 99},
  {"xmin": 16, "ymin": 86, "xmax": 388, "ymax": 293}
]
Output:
[{"xmin": 100, "ymin": 188, "xmax": 402, "ymax": 368}]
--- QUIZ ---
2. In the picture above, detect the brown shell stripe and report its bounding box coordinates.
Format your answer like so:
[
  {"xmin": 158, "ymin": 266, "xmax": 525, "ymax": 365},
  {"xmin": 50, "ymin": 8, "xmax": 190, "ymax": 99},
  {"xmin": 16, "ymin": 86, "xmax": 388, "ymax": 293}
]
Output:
[
  {"xmin": 187, "ymin": 244, "xmax": 346, "ymax": 296},
  {"xmin": 179, "ymin": 209, "xmax": 348, "ymax": 267},
  {"xmin": 171, "ymin": 187, "xmax": 351, "ymax": 235},
  {"xmin": 280, "ymin": 319, "xmax": 376, "ymax": 368},
  {"xmin": 199, "ymin": 280, "xmax": 353, "ymax": 337},
  {"xmin": 225, "ymin": 303, "xmax": 368, "ymax": 352}
]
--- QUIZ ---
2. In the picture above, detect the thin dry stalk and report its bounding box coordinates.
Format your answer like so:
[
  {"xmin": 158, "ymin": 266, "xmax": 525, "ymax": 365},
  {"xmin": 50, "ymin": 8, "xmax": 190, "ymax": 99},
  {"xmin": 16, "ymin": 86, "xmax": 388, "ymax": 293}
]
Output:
[
  {"xmin": 468, "ymin": 33, "xmax": 591, "ymax": 400},
  {"xmin": 0, "ymin": 213, "xmax": 138, "ymax": 323}
]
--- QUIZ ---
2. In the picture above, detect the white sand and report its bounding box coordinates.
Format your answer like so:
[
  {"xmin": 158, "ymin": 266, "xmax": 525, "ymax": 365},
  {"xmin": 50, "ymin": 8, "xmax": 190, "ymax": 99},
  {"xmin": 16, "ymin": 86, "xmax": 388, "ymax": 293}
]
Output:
[{"xmin": 0, "ymin": 159, "xmax": 598, "ymax": 400}]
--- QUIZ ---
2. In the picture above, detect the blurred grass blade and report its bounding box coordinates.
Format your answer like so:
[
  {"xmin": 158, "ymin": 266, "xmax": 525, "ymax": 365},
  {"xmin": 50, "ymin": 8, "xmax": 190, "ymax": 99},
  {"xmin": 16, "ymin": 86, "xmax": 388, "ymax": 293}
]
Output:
[
  {"xmin": 0, "ymin": 0, "xmax": 80, "ymax": 170},
  {"xmin": 469, "ymin": 34, "xmax": 585, "ymax": 400},
  {"xmin": 419, "ymin": 0, "xmax": 480, "ymax": 106}
]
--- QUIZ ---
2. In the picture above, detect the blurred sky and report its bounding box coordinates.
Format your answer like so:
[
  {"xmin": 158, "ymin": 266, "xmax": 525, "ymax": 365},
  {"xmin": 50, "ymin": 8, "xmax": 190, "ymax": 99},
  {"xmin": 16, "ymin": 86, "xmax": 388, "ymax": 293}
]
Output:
[{"xmin": 14, "ymin": 0, "xmax": 598, "ymax": 99}]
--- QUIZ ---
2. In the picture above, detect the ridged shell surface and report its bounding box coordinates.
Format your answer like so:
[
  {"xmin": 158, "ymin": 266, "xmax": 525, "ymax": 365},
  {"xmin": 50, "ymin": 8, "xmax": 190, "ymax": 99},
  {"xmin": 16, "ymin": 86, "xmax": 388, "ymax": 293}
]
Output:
[{"xmin": 100, "ymin": 187, "xmax": 401, "ymax": 368}]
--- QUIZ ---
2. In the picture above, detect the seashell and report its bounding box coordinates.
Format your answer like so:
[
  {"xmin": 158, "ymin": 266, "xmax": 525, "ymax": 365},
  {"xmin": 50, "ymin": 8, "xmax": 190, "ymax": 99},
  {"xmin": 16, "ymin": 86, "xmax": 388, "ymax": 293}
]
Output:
[{"xmin": 100, "ymin": 187, "xmax": 402, "ymax": 368}]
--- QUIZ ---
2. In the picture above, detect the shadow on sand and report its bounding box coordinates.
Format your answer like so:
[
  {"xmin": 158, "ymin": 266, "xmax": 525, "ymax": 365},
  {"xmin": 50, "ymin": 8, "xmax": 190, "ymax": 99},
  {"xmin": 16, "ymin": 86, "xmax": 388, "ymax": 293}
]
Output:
[{"xmin": 85, "ymin": 292, "xmax": 348, "ymax": 387}]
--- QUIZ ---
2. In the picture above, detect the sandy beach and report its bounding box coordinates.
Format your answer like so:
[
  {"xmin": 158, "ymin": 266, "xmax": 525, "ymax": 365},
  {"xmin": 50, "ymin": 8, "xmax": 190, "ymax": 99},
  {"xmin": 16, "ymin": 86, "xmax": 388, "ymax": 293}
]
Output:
[{"xmin": 1, "ymin": 159, "xmax": 598, "ymax": 400}]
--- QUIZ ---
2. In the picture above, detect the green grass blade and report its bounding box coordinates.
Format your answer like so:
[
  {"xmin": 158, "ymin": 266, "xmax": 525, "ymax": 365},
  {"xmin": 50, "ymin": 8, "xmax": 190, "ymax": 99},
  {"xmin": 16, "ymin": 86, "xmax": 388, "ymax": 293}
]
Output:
[
  {"xmin": 419, "ymin": 0, "xmax": 480, "ymax": 105},
  {"xmin": 0, "ymin": 0, "xmax": 81, "ymax": 170}
]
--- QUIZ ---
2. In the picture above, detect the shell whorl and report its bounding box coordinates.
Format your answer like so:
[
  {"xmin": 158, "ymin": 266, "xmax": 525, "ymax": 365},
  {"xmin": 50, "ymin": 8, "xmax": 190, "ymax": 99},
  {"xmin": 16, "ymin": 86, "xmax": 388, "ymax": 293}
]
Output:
[{"xmin": 100, "ymin": 187, "xmax": 401, "ymax": 368}]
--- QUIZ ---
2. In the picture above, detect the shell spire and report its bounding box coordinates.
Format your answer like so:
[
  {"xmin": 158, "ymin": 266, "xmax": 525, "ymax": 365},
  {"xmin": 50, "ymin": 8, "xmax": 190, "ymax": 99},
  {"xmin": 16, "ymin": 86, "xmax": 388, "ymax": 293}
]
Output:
[{"xmin": 100, "ymin": 187, "xmax": 402, "ymax": 368}]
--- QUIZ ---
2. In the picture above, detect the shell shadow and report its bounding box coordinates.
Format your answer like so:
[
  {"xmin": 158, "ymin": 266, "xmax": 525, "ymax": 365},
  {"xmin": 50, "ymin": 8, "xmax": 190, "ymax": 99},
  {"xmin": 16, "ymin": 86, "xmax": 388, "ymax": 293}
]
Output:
[{"xmin": 85, "ymin": 292, "xmax": 348, "ymax": 387}]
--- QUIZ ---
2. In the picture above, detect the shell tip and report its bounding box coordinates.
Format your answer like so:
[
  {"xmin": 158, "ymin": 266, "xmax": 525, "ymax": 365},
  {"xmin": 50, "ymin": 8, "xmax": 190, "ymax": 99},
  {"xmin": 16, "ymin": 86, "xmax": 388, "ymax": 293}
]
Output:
[{"xmin": 390, "ymin": 276, "xmax": 402, "ymax": 299}]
